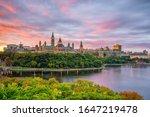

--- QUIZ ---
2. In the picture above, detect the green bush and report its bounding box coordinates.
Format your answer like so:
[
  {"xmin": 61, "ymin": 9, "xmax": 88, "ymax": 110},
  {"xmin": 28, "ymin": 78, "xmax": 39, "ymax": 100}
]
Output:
[{"xmin": 0, "ymin": 78, "xmax": 142, "ymax": 100}]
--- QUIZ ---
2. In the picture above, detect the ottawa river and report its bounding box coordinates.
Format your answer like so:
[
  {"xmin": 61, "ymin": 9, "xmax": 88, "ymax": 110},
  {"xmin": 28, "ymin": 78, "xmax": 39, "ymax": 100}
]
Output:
[{"xmin": 11, "ymin": 64, "xmax": 150, "ymax": 99}]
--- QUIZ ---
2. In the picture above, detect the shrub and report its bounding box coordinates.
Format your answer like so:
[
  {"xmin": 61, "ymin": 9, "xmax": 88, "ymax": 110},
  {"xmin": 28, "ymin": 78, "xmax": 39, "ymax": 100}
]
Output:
[{"xmin": 119, "ymin": 91, "xmax": 143, "ymax": 100}]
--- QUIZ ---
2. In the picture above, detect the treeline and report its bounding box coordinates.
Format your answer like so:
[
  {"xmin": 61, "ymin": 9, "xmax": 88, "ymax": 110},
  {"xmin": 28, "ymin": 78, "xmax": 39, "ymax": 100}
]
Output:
[
  {"xmin": 102, "ymin": 56, "xmax": 150, "ymax": 64},
  {"xmin": 0, "ymin": 52, "xmax": 103, "ymax": 68},
  {"xmin": 0, "ymin": 78, "xmax": 143, "ymax": 100},
  {"xmin": 102, "ymin": 56, "xmax": 131, "ymax": 64},
  {"xmin": 0, "ymin": 52, "xmax": 149, "ymax": 68}
]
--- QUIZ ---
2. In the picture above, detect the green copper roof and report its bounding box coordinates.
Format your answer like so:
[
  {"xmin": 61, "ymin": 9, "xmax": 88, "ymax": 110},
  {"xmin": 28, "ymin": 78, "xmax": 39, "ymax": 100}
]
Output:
[
  {"xmin": 64, "ymin": 47, "xmax": 72, "ymax": 51},
  {"xmin": 45, "ymin": 46, "xmax": 56, "ymax": 49}
]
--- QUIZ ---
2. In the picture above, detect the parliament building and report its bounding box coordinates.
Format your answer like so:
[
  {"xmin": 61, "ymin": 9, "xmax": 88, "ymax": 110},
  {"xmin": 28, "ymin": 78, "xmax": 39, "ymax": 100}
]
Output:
[
  {"xmin": 4, "ymin": 32, "xmax": 84, "ymax": 53},
  {"xmin": 35, "ymin": 32, "xmax": 83, "ymax": 53},
  {"xmin": 4, "ymin": 32, "xmax": 123, "ymax": 58}
]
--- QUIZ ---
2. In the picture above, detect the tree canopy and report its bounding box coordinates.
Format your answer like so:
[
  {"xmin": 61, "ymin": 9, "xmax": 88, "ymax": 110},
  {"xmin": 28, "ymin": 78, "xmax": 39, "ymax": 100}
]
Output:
[{"xmin": 0, "ymin": 52, "xmax": 103, "ymax": 68}]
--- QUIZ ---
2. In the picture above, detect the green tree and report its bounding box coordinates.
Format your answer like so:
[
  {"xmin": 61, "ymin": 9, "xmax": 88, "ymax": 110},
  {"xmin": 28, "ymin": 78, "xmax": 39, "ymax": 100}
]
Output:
[{"xmin": 30, "ymin": 60, "xmax": 37, "ymax": 67}]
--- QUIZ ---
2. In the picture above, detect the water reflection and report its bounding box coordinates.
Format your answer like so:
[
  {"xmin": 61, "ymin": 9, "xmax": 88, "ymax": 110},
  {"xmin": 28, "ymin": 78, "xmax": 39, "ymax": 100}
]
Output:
[{"xmin": 9, "ymin": 64, "xmax": 150, "ymax": 99}]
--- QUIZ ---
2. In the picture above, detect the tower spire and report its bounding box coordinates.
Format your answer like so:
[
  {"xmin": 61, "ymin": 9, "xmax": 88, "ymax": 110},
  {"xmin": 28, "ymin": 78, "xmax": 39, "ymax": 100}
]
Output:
[
  {"xmin": 79, "ymin": 41, "xmax": 83, "ymax": 53},
  {"xmin": 52, "ymin": 32, "xmax": 54, "ymax": 37},
  {"xmin": 51, "ymin": 32, "xmax": 55, "ymax": 46},
  {"xmin": 80, "ymin": 41, "xmax": 83, "ymax": 47},
  {"xmin": 72, "ymin": 43, "xmax": 74, "ymax": 49},
  {"xmin": 59, "ymin": 37, "xmax": 62, "ymax": 42}
]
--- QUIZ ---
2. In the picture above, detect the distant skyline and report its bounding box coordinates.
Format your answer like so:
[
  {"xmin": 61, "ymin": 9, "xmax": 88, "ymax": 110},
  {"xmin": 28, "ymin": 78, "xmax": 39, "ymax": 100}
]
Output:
[{"xmin": 0, "ymin": 0, "xmax": 150, "ymax": 52}]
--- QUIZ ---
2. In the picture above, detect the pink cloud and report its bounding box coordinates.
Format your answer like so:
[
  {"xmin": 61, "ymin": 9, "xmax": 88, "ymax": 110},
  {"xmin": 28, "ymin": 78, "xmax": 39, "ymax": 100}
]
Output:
[
  {"xmin": 52, "ymin": 0, "xmax": 78, "ymax": 15},
  {"xmin": 58, "ymin": 33, "xmax": 122, "ymax": 49},
  {"xmin": 42, "ymin": 10, "xmax": 54, "ymax": 18},
  {"xmin": 84, "ymin": 20, "xmax": 122, "ymax": 34},
  {"xmin": 0, "ymin": 1, "xmax": 16, "ymax": 13},
  {"xmin": 0, "ymin": 20, "xmax": 40, "ymax": 31},
  {"xmin": 80, "ymin": 38, "xmax": 120, "ymax": 49},
  {"xmin": 0, "ymin": 11, "xmax": 4, "ymax": 16},
  {"xmin": 0, "ymin": 20, "xmax": 47, "ymax": 47}
]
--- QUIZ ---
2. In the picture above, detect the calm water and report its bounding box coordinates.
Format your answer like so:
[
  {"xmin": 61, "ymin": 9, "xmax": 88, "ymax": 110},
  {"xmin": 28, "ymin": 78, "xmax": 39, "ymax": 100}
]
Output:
[{"xmin": 11, "ymin": 64, "xmax": 150, "ymax": 99}]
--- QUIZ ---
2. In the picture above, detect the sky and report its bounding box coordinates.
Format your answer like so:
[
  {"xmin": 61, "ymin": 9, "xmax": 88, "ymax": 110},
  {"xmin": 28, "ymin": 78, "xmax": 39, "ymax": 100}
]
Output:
[{"xmin": 0, "ymin": 0, "xmax": 150, "ymax": 52}]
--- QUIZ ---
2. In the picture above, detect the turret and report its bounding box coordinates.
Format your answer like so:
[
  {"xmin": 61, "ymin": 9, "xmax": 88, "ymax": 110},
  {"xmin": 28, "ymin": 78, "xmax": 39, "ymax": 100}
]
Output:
[
  {"xmin": 44, "ymin": 41, "xmax": 47, "ymax": 46},
  {"xmin": 58, "ymin": 37, "xmax": 62, "ymax": 44},
  {"xmin": 56, "ymin": 37, "xmax": 64, "ymax": 51},
  {"xmin": 19, "ymin": 42, "xmax": 23, "ymax": 48},
  {"xmin": 68, "ymin": 43, "xmax": 70, "ymax": 47},
  {"xmin": 39, "ymin": 41, "xmax": 41, "ymax": 47},
  {"xmin": 72, "ymin": 43, "xmax": 74, "ymax": 49}
]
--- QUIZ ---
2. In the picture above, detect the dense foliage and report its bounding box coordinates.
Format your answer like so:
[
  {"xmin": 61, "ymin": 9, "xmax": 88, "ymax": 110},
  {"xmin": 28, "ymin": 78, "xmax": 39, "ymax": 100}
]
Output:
[
  {"xmin": 102, "ymin": 56, "xmax": 150, "ymax": 64},
  {"xmin": 102, "ymin": 56, "xmax": 131, "ymax": 64},
  {"xmin": 0, "ymin": 78, "xmax": 142, "ymax": 100},
  {"xmin": 0, "ymin": 52, "xmax": 103, "ymax": 68},
  {"xmin": 0, "ymin": 52, "xmax": 149, "ymax": 69}
]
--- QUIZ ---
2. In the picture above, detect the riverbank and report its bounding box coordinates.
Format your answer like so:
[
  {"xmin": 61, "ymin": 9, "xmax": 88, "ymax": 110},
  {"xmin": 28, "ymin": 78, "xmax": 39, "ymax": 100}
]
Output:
[
  {"xmin": 0, "ymin": 66, "xmax": 104, "ymax": 72},
  {"xmin": 1, "ymin": 62, "xmax": 150, "ymax": 74},
  {"xmin": 104, "ymin": 63, "xmax": 150, "ymax": 66}
]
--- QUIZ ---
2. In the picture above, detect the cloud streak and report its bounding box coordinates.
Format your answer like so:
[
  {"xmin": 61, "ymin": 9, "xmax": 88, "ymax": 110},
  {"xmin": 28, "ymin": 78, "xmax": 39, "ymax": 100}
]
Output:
[{"xmin": 0, "ymin": 1, "xmax": 16, "ymax": 13}]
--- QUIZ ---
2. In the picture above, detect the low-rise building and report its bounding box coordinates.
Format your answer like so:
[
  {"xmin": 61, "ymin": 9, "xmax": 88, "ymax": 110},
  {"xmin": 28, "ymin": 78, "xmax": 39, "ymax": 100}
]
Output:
[
  {"xmin": 96, "ymin": 44, "xmax": 122, "ymax": 58},
  {"xmin": 4, "ymin": 43, "xmax": 34, "ymax": 52},
  {"xmin": 130, "ymin": 53, "xmax": 148, "ymax": 59},
  {"xmin": 129, "ymin": 50, "xmax": 148, "ymax": 59}
]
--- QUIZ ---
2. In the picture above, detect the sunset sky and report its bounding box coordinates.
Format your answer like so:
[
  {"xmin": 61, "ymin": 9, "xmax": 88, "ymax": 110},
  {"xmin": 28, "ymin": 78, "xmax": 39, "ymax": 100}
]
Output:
[{"xmin": 0, "ymin": 0, "xmax": 150, "ymax": 52}]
